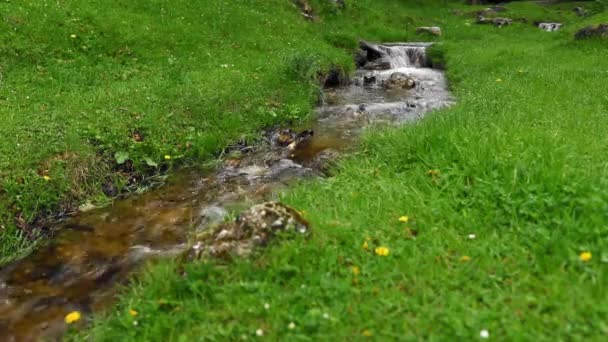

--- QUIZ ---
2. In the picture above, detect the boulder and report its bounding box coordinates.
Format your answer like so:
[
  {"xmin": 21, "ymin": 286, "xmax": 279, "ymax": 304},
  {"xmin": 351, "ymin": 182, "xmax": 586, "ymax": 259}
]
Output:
[
  {"xmin": 537, "ymin": 22, "xmax": 562, "ymax": 32},
  {"xmin": 575, "ymin": 24, "xmax": 608, "ymax": 40},
  {"xmin": 383, "ymin": 72, "xmax": 416, "ymax": 90},
  {"xmin": 477, "ymin": 16, "xmax": 512, "ymax": 28},
  {"xmin": 416, "ymin": 26, "xmax": 442, "ymax": 36}
]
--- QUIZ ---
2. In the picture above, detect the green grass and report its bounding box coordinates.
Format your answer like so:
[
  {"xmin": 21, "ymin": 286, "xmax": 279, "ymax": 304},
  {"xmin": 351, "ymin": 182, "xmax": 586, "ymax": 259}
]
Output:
[
  {"xmin": 29, "ymin": 0, "xmax": 608, "ymax": 340},
  {"xmin": 0, "ymin": 0, "xmax": 446, "ymax": 263}
]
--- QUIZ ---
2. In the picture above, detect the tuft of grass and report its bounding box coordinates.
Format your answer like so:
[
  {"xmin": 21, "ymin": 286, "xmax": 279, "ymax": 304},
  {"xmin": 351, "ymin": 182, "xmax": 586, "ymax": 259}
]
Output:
[{"xmin": 72, "ymin": 1, "xmax": 608, "ymax": 341}]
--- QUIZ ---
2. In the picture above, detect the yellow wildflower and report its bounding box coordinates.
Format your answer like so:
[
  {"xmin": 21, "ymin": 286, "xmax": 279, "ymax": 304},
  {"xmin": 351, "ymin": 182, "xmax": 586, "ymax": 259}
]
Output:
[
  {"xmin": 70, "ymin": 34, "xmax": 77, "ymax": 39},
  {"xmin": 362, "ymin": 329, "xmax": 373, "ymax": 337},
  {"xmin": 362, "ymin": 241, "xmax": 369, "ymax": 250},
  {"xmin": 43, "ymin": 175, "xmax": 51, "ymax": 181},
  {"xmin": 374, "ymin": 246, "xmax": 390, "ymax": 256},
  {"xmin": 398, "ymin": 216, "xmax": 409, "ymax": 223},
  {"xmin": 129, "ymin": 309, "xmax": 138, "ymax": 317},
  {"xmin": 352, "ymin": 266, "xmax": 360, "ymax": 276},
  {"xmin": 426, "ymin": 169, "xmax": 440, "ymax": 176},
  {"xmin": 164, "ymin": 155, "xmax": 172, "ymax": 160},
  {"xmin": 64, "ymin": 311, "xmax": 81, "ymax": 324},
  {"xmin": 460, "ymin": 255, "xmax": 471, "ymax": 262},
  {"xmin": 579, "ymin": 251, "xmax": 592, "ymax": 262}
]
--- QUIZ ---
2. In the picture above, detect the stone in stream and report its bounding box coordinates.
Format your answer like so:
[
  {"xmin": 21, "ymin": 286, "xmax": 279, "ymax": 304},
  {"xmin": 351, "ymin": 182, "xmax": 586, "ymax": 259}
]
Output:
[
  {"xmin": 575, "ymin": 24, "xmax": 608, "ymax": 40},
  {"xmin": 477, "ymin": 16, "xmax": 512, "ymax": 27},
  {"xmin": 537, "ymin": 22, "xmax": 562, "ymax": 32},
  {"xmin": 182, "ymin": 202, "xmax": 309, "ymax": 261},
  {"xmin": 416, "ymin": 26, "xmax": 442, "ymax": 37},
  {"xmin": 363, "ymin": 58, "xmax": 392, "ymax": 71},
  {"xmin": 309, "ymin": 148, "xmax": 341, "ymax": 175},
  {"xmin": 383, "ymin": 72, "xmax": 416, "ymax": 90}
]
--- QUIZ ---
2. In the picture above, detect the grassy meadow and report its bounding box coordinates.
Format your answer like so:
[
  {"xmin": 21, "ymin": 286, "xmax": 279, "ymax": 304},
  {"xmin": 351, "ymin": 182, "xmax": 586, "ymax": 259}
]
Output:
[
  {"xmin": 0, "ymin": 0, "xmax": 443, "ymax": 263},
  {"xmin": 62, "ymin": 0, "xmax": 608, "ymax": 341}
]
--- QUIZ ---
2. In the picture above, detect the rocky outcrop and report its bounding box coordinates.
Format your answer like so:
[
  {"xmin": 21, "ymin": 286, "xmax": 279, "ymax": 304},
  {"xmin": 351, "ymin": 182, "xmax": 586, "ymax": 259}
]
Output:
[
  {"xmin": 477, "ymin": 16, "xmax": 512, "ymax": 27},
  {"xmin": 416, "ymin": 26, "xmax": 442, "ymax": 36},
  {"xmin": 575, "ymin": 24, "xmax": 608, "ymax": 40},
  {"xmin": 383, "ymin": 72, "xmax": 416, "ymax": 90}
]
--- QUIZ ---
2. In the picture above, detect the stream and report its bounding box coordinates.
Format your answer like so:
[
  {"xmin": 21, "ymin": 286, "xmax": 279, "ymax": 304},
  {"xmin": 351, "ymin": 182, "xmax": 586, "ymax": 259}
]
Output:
[{"xmin": 0, "ymin": 42, "xmax": 453, "ymax": 341}]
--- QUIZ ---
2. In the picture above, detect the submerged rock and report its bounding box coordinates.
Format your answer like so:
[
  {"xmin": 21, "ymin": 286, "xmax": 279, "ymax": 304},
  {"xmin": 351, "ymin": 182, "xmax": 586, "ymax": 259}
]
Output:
[
  {"xmin": 416, "ymin": 26, "xmax": 442, "ymax": 36},
  {"xmin": 383, "ymin": 72, "xmax": 416, "ymax": 90},
  {"xmin": 477, "ymin": 16, "xmax": 512, "ymax": 27},
  {"xmin": 575, "ymin": 24, "xmax": 608, "ymax": 40},
  {"xmin": 183, "ymin": 202, "xmax": 309, "ymax": 260}
]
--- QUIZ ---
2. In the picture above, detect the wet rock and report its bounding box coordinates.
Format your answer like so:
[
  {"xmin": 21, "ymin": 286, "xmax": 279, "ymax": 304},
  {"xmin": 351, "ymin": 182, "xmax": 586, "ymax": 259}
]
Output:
[
  {"xmin": 199, "ymin": 205, "xmax": 228, "ymax": 226},
  {"xmin": 310, "ymin": 149, "xmax": 340, "ymax": 174},
  {"xmin": 359, "ymin": 41, "xmax": 385, "ymax": 62},
  {"xmin": 575, "ymin": 24, "xmax": 608, "ymax": 40},
  {"xmin": 363, "ymin": 58, "xmax": 392, "ymax": 70},
  {"xmin": 183, "ymin": 202, "xmax": 309, "ymax": 260},
  {"xmin": 383, "ymin": 72, "xmax": 416, "ymax": 90},
  {"xmin": 477, "ymin": 16, "xmax": 512, "ymax": 27},
  {"xmin": 267, "ymin": 159, "xmax": 312, "ymax": 181},
  {"xmin": 537, "ymin": 22, "xmax": 562, "ymax": 32},
  {"xmin": 271, "ymin": 129, "xmax": 297, "ymax": 147},
  {"xmin": 363, "ymin": 75, "xmax": 376, "ymax": 86},
  {"xmin": 416, "ymin": 26, "xmax": 442, "ymax": 37},
  {"xmin": 573, "ymin": 7, "xmax": 586, "ymax": 17}
]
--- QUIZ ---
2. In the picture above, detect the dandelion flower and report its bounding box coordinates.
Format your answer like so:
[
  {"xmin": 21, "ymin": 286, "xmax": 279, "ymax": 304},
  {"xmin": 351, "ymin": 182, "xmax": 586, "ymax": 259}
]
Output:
[
  {"xmin": 43, "ymin": 175, "xmax": 51, "ymax": 181},
  {"xmin": 164, "ymin": 155, "xmax": 172, "ymax": 160},
  {"xmin": 288, "ymin": 322, "xmax": 296, "ymax": 330},
  {"xmin": 375, "ymin": 246, "xmax": 390, "ymax": 256},
  {"xmin": 480, "ymin": 329, "xmax": 490, "ymax": 339},
  {"xmin": 352, "ymin": 266, "xmax": 360, "ymax": 276},
  {"xmin": 362, "ymin": 241, "xmax": 369, "ymax": 250},
  {"xmin": 468, "ymin": 234, "xmax": 476, "ymax": 240},
  {"xmin": 70, "ymin": 34, "xmax": 77, "ymax": 39},
  {"xmin": 579, "ymin": 251, "xmax": 592, "ymax": 262},
  {"xmin": 129, "ymin": 309, "xmax": 138, "ymax": 317},
  {"xmin": 264, "ymin": 303, "xmax": 270, "ymax": 310},
  {"xmin": 362, "ymin": 329, "xmax": 373, "ymax": 337},
  {"xmin": 64, "ymin": 311, "xmax": 81, "ymax": 324},
  {"xmin": 256, "ymin": 328, "xmax": 264, "ymax": 337},
  {"xmin": 460, "ymin": 255, "xmax": 471, "ymax": 262},
  {"xmin": 398, "ymin": 216, "xmax": 410, "ymax": 223}
]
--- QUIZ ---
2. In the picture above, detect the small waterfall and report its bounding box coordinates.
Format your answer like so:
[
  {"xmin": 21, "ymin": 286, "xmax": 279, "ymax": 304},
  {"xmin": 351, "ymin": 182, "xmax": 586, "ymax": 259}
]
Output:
[{"xmin": 379, "ymin": 45, "xmax": 428, "ymax": 68}]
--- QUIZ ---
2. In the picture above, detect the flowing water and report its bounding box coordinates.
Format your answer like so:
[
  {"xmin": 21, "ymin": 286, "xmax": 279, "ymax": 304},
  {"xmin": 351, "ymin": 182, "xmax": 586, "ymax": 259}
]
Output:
[{"xmin": 0, "ymin": 43, "xmax": 453, "ymax": 341}]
